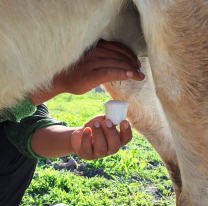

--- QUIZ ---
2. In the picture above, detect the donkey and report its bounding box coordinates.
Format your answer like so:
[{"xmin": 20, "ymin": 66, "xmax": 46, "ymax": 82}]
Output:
[
  {"xmin": 0, "ymin": 0, "xmax": 207, "ymax": 205},
  {"xmin": 103, "ymin": 1, "xmax": 208, "ymax": 205}
]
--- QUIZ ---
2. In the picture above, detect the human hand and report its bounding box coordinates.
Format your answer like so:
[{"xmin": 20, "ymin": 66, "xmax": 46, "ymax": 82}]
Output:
[
  {"xmin": 70, "ymin": 115, "xmax": 132, "ymax": 160},
  {"xmin": 54, "ymin": 40, "xmax": 145, "ymax": 95},
  {"xmin": 28, "ymin": 40, "xmax": 144, "ymax": 106}
]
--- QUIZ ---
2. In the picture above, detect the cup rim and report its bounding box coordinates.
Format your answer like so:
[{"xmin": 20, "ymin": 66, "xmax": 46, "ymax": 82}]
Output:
[{"xmin": 103, "ymin": 100, "xmax": 130, "ymax": 106}]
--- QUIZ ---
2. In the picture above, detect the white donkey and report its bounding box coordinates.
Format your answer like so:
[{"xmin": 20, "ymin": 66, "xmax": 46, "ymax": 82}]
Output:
[{"xmin": 0, "ymin": 1, "xmax": 207, "ymax": 205}]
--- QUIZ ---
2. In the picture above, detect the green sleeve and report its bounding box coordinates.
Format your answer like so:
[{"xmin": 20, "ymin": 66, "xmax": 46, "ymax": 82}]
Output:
[
  {"xmin": 0, "ymin": 96, "xmax": 36, "ymax": 122},
  {"xmin": 3, "ymin": 104, "xmax": 68, "ymax": 159}
]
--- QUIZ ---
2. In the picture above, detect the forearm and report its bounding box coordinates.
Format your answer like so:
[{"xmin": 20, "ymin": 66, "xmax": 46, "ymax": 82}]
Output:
[{"xmin": 31, "ymin": 125, "xmax": 81, "ymax": 158}]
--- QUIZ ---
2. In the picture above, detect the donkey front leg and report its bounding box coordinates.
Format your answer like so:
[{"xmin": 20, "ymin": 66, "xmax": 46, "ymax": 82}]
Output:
[{"xmin": 102, "ymin": 57, "xmax": 182, "ymax": 204}]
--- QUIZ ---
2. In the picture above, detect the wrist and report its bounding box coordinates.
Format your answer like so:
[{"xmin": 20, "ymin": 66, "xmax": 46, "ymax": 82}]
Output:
[
  {"xmin": 52, "ymin": 71, "xmax": 67, "ymax": 93},
  {"xmin": 52, "ymin": 69, "xmax": 71, "ymax": 94}
]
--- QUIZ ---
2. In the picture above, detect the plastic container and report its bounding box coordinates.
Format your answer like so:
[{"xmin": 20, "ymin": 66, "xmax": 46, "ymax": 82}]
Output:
[{"xmin": 104, "ymin": 100, "xmax": 130, "ymax": 125}]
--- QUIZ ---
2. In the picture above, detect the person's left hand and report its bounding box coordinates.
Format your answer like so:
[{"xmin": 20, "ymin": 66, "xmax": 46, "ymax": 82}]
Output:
[
  {"xmin": 28, "ymin": 40, "xmax": 144, "ymax": 106},
  {"xmin": 70, "ymin": 115, "xmax": 132, "ymax": 160},
  {"xmin": 54, "ymin": 40, "xmax": 144, "ymax": 95}
]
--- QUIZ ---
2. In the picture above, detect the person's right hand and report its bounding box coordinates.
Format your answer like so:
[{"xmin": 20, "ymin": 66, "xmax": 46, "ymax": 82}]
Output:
[
  {"xmin": 54, "ymin": 40, "xmax": 145, "ymax": 95},
  {"xmin": 70, "ymin": 115, "xmax": 132, "ymax": 160}
]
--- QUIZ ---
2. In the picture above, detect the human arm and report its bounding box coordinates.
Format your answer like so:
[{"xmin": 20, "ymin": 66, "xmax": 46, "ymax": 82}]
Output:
[
  {"xmin": 4, "ymin": 103, "xmax": 132, "ymax": 160},
  {"xmin": 3, "ymin": 104, "xmax": 68, "ymax": 159},
  {"xmin": 29, "ymin": 40, "xmax": 144, "ymax": 106},
  {"xmin": 30, "ymin": 115, "xmax": 132, "ymax": 160}
]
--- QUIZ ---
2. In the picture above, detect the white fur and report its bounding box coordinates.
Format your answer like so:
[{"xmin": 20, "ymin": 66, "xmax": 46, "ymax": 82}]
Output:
[{"xmin": 0, "ymin": 0, "xmax": 126, "ymax": 109}]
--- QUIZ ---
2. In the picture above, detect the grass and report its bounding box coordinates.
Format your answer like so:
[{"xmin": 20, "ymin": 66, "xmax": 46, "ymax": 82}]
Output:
[{"xmin": 21, "ymin": 91, "xmax": 175, "ymax": 206}]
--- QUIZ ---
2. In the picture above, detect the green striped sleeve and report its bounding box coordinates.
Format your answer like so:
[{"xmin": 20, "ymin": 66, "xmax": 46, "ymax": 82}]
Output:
[{"xmin": 3, "ymin": 104, "xmax": 68, "ymax": 159}]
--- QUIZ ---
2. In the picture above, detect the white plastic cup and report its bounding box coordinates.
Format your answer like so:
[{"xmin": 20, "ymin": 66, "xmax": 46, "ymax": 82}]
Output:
[{"xmin": 104, "ymin": 100, "xmax": 130, "ymax": 125}]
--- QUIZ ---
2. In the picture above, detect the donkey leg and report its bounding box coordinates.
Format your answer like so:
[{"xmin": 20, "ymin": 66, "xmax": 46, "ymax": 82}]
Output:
[{"xmin": 102, "ymin": 57, "xmax": 182, "ymax": 203}]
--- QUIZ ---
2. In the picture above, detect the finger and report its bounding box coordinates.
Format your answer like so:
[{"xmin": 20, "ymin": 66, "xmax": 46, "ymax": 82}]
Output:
[
  {"xmin": 86, "ymin": 57, "xmax": 137, "ymax": 72},
  {"xmin": 92, "ymin": 119, "xmax": 108, "ymax": 158},
  {"xmin": 90, "ymin": 67, "xmax": 144, "ymax": 84},
  {"xmin": 98, "ymin": 40, "xmax": 138, "ymax": 63},
  {"xmin": 119, "ymin": 120, "xmax": 132, "ymax": 146},
  {"xmin": 95, "ymin": 47, "xmax": 137, "ymax": 66},
  {"xmin": 84, "ymin": 115, "xmax": 105, "ymax": 128},
  {"xmin": 98, "ymin": 40, "xmax": 142, "ymax": 68},
  {"xmin": 84, "ymin": 43, "xmax": 145, "ymax": 80},
  {"xmin": 79, "ymin": 128, "xmax": 93, "ymax": 160},
  {"xmin": 87, "ymin": 58, "xmax": 145, "ymax": 80},
  {"xmin": 102, "ymin": 119, "xmax": 121, "ymax": 156}
]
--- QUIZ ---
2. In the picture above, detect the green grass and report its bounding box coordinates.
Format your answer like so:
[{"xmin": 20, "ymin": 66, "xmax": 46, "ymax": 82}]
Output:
[
  {"xmin": 47, "ymin": 92, "xmax": 110, "ymax": 127},
  {"xmin": 21, "ymin": 91, "xmax": 175, "ymax": 206}
]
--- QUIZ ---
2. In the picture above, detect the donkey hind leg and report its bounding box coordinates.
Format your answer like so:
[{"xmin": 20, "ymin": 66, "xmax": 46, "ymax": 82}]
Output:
[{"xmin": 102, "ymin": 57, "xmax": 182, "ymax": 204}]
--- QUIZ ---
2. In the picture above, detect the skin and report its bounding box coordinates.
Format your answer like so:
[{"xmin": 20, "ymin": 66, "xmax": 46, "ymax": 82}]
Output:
[
  {"xmin": 28, "ymin": 40, "xmax": 144, "ymax": 106},
  {"xmin": 30, "ymin": 40, "xmax": 144, "ymax": 160}
]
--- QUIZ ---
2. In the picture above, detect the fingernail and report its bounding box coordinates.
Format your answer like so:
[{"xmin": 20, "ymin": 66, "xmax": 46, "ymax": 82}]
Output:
[
  {"xmin": 137, "ymin": 58, "xmax": 142, "ymax": 67},
  {"xmin": 94, "ymin": 120, "xmax": 100, "ymax": 128},
  {"xmin": 84, "ymin": 128, "xmax": 91, "ymax": 133},
  {"xmin": 124, "ymin": 122, "xmax": 129, "ymax": 129},
  {"xmin": 136, "ymin": 66, "xmax": 145, "ymax": 79},
  {"xmin": 126, "ymin": 71, "xmax": 133, "ymax": 77},
  {"xmin": 105, "ymin": 120, "xmax": 113, "ymax": 128}
]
